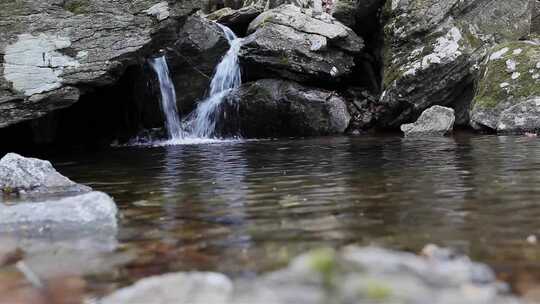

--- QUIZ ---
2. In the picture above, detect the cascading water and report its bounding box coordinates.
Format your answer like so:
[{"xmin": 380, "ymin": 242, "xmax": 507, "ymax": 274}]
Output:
[
  {"xmin": 185, "ymin": 24, "xmax": 242, "ymax": 138},
  {"xmin": 148, "ymin": 56, "xmax": 184, "ymax": 140},
  {"xmin": 139, "ymin": 24, "xmax": 241, "ymax": 146}
]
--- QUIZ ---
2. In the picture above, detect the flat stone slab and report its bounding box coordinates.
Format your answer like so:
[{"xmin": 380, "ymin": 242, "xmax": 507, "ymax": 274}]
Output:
[{"xmin": 0, "ymin": 191, "xmax": 118, "ymax": 236}]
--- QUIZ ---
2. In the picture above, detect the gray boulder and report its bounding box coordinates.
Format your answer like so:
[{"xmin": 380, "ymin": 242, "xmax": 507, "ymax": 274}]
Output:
[
  {"xmin": 221, "ymin": 79, "xmax": 351, "ymax": 137},
  {"xmin": 239, "ymin": 4, "xmax": 364, "ymax": 83},
  {"xmin": 377, "ymin": 0, "xmax": 531, "ymax": 128},
  {"xmin": 401, "ymin": 106, "xmax": 455, "ymax": 137},
  {"xmin": 0, "ymin": 0, "xmax": 203, "ymax": 129},
  {"xmin": 0, "ymin": 153, "xmax": 90, "ymax": 194},
  {"xmin": 0, "ymin": 191, "xmax": 118, "ymax": 236},
  {"xmin": 101, "ymin": 245, "xmax": 521, "ymax": 304},
  {"xmin": 166, "ymin": 15, "xmax": 230, "ymax": 114},
  {"xmin": 470, "ymin": 40, "xmax": 540, "ymax": 133}
]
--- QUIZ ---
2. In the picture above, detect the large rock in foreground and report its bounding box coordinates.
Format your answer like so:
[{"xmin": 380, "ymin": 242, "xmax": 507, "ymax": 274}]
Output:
[
  {"xmin": 0, "ymin": 153, "xmax": 90, "ymax": 194},
  {"xmin": 0, "ymin": 0, "xmax": 202, "ymax": 128},
  {"xmin": 101, "ymin": 245, "xmax": 520, "ymax": 304},
  {"xmin": 377, "ymin": 0, "xmax": 531, "ymax": 128},
  {"xmin": 401, "ymin": 106, "xmax": 455, "ymax": 137},
  {"xmin": 0, "ymin": 191, "xmax": 118, "ymax": 236},
  {"xmin": 101, "ymin": 272, "xmax": 233, "ymax": 304},
  {"xmin": 240, "ymin": 4, "xmax": 364, "ymax": 83},
  {"xmin": 0, "ymin": 153, "xmax": 117, "ymax": 238},
  {"xmin": 470, "ymin": 41, "xmax": 540, "ymax": 133},
  {"xmin": 222, "ymin": 79, "xmax": 351, "ymax": 138}
]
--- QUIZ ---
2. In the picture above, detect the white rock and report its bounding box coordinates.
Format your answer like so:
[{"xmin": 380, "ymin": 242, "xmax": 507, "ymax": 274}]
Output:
[
  {"xmin": 144, "ymin": 1, "xmax": 170, "ymax": 21},
  {"xmin": 0, "ymin": 153, "xmax": 90, "ymax": 193},
  {"xmin": 4, "ymin": 34, "xmax": 80, "ymax": 96},
  {"xmin": 400, "ymin": 106, "xmax": 455, "ymax": 137}
]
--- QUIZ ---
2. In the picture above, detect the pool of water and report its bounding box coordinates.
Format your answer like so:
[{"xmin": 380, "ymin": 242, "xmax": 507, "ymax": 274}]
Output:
[{"xmin": 11, "ymin": 134, "xmax": 540, "ymax": 295}]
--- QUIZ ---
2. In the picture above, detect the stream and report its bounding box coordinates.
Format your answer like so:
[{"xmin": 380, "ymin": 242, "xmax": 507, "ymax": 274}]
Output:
[{"xmin": 31, "ymin": 133, "xmax": 540, "ymax": 296}]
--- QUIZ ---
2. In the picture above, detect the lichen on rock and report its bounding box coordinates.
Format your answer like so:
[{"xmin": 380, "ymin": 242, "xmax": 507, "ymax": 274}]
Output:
[
  {"xmin": 470, "ymin": 40, "xmax": 540, "ymax": 132},
  {"xmin": 378, "ymin": 0, "xmax": 532, "ymax": 128}
]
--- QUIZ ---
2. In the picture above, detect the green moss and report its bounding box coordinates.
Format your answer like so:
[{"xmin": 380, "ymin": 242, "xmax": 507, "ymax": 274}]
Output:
[
  {"xmin": 308, "ymin": 248, "xmax": 337, "ymax": 286},
  {"xmin": 364, "ymin": 280, "xmax": 392, "ymax": 301},
  {"xmin": 279, "ymin": 55, "xmax": 290, "ymax": 65},
  {"xmin": 63, "ymin": 0, "xmax": 90, "ymax": 14},
  {"xmin": 472, "ymin": 41, "xmax": 540, "ymax": 110}
]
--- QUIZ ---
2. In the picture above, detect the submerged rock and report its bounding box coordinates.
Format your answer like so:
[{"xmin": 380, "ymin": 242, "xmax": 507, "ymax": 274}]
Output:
[
  {"xmin": 0, "ymin": 153, "xmax": 90, "ymax": 194},
  {"xmin": 0, "ymin": 191, "xmax": 118, "ymax": 236},
  {"xmin": 222, "ymin": 79, "xmax": 351, "ymax": 137},
  {"xmin": 101, "ymin": 245, "xmax": 520, "ymax": 304},
  {"xmin": 470, "ymin": 40, "xmax": 540, "ymax": 133},
  {"xmin": 0, "ymin": 0, "xmax": 203, "ymax": 129},
  {"xmin": 377, "ymin": 0, "xmax": 531, "ymax": 128},
  {"xmin": 401, "ymin": 106, "xmax": 455, "ymax": 137},
  {"xmin": 240, "ymin": 4, "xmax": 364, "ymax": 83}
]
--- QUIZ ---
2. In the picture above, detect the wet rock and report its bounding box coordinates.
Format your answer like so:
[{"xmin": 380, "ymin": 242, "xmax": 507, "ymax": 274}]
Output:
[
  {"xmin": 206, "ymin": 6, "xmax": 264, "ymax": 35},
  {"xmin": 470, "ymin": 41, "xmax": 540, "ymax": 133},
  {"xmin": 0, "ymin": 153, "xmax": 89, "ymax": 194},
  {"xmin": 101, "ymin": 272, "xmax": 233, "ymax": 304},
  {"xmin": 0, "ymin": 0, "xmax": 203, "ymax": 129},
  {"xmin": 401, "ymin": 106, "xmax": 455, "ymax": 137},
  {"xmin": 102, "ymin": 245, "xmax": 520, "ymax": 304},
  {"xmin": 166, "ymin": 15, "xmax": 230, "ymax": 114},
  {"xmin": 377, "ymin": 0, "xmax": 531, "ymax": 128},
  {"xmin": 239, "ymin": 4, "xmax": 364, "ymax": 83},
  {"xmin": 0, "ymin": 191, "xmax": 118, "ymax": 236},
  {"xmin": 222, "ymin": 79, "xmax": 351, "ymax": 137}
]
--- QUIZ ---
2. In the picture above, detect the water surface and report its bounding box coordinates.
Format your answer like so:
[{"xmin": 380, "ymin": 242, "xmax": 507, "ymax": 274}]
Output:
[{"xmin": 39, "ymin": 134, "xmax": 540, "ymax": 294}]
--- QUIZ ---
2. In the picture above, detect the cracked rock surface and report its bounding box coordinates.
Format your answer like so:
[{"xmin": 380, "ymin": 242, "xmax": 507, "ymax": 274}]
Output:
[{"xmin": 0, "ymin": 0, "xmax": 202, "ymax": 128}]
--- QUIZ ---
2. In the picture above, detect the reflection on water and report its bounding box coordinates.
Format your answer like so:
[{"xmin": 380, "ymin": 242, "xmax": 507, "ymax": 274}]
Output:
[{"xmin": 40, "ymin": 134, "xmax": 540, "ymax": 293}]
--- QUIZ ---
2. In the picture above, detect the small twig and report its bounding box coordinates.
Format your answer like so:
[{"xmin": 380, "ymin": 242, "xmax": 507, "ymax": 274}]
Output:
[{"xmin": 16, "ymin": 261, "xmax": 44, "ymax": 289}]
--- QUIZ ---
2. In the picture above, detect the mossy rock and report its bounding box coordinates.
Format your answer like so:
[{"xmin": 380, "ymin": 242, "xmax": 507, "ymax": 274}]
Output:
[
  {"xmin": 63, "ymin": 0, "xmax": 91, "ymax": 14},
  {"xmin": 470, "ymin": 40, "xmax": 540, "ymax": 130}
]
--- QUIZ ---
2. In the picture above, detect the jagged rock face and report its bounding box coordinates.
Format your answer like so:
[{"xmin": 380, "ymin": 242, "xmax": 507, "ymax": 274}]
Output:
[
  {"xmin": 165, "ymin": 16, "xmax": 230, "ymax": 114},
  {"xmin": 239, "ymin": 4, "xmax": 364, "ymax": 84},
  {"xmin": 377, "ymin": 0, "xmax": 531, "ymax": 128},
  {"xmin": 401, "ymin": 106, "xmax": 455, "ymax": 137},
  {"xmin": 470, "ymin": 41, "xmax": 540, "ymax": 133},
  {"xmin": 221, "ymin": 79, "xmax": 351, "ymax": 138},
  {"xmin": 0, "ymin": 0, "xmax": 202, "ymax": 129}
]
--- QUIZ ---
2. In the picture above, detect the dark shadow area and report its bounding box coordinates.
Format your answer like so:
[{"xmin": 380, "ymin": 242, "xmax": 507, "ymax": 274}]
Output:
[{"xmin": 0, "ymin": 64, "xmax": 164, "ymax": 155}]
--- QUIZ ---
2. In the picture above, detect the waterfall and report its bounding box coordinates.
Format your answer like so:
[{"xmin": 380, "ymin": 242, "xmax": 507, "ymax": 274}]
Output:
[
  {"xmin": 139, "ymin": 24, "xmax": 241, "ymax": 146},
  {"xmin": 148, "ymin": 56, "xmax": 184, "ymax": 140},
  {"xmin": 186, "ymin": 24, "xmax": 242, "ymax": 138}
]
